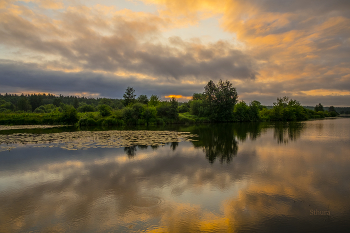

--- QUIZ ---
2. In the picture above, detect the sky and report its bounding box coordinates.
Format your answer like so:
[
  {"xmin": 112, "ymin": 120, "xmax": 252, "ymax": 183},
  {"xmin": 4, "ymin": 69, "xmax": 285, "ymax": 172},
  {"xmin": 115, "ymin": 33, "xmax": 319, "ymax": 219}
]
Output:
[{"xmin": 0, "ymin": 0, "xmax": 349, "ymax": 106}]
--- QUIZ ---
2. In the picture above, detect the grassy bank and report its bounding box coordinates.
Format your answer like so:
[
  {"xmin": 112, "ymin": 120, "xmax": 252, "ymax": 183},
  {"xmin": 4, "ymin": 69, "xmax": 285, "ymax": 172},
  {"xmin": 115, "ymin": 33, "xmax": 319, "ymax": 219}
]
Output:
[{"xmin": 0, "ymin": 109, "xmax": 337, "ymax": 127}]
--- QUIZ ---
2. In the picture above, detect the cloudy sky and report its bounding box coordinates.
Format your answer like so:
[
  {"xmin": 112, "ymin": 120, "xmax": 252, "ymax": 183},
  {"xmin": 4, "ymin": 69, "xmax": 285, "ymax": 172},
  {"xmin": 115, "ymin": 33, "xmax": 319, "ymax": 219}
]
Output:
[{"xmin": 0, "ymin": 0, "xmax": 349, "ymax": 105}]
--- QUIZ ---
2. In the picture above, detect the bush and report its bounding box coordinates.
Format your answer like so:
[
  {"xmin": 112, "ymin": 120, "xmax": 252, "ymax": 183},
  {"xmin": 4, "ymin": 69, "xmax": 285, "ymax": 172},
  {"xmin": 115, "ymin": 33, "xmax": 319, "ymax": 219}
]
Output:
[
  {"xmin": 132, "ymin": 103, "xmax": 145, "ymax": 119},
  {"xmin": 156, "ymin": 118, "xmax": 165, "ymax": 125},
  {"xmin": 178, "ymin": 104, "xmax": 190, "ymax": 113},
  {"xmin": 61, "ymin": 106, "xmax": 79, "ymax": 124},
  {"xmin": 233, "ymin": 101, "xmax": 250, "ymax": 121},
  {"xmin": 102, "ymin": 117, "xmax": 120, "ymax": 126},
  {"xmin": 78, "ymin": 117, "xmax": 97, "ymax": 126},
  {"xmin": 137, "ymin": 119, "xmax": 146, "ymax": 125},
  {"xmin": 78, "ymin": 104, "xmax": 95, "ymax": 113},
  {"xmin": 0, "ymin": 108, "xmax": 12, "ymax": 113},
  {"xmin": 143, "ymin": 106, "xmax": 157, "ymax": 125},
  {"xmin": 123, "ymin": 107, "xmax": 137, "ymax": 125},
  {"xmin": 113, "ymin": 109, "xmax": 124, "ymax": 119},
  {"xmin": 157, "ymin": 103, "xmax": 171, "ymax": 118},
  {"xmin": 156, "ymin": 98, "xmax": 178, "ymax": 120},
  {"xmin": 179, "ymin": 113, "xmax": 196, "ymax": 124},
  {"xmin": 190, "ymin": 100, "xmax": 208, "ymax": 117},
  {"xmin": 34, "ymin": 106, "xmax": 46, "ymax": 113},
  {"xmin": 98, "ymin": 104, "xmax": 112, "ymax": 117}
]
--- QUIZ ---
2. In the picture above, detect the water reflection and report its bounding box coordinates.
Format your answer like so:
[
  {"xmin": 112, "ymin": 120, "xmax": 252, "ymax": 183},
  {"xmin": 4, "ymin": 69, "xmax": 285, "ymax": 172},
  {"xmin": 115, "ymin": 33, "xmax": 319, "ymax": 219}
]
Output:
[
  {"xmin": 273, "ymin": 122, "xmax": 304, "ymax": 144},
  {"xmin": 189, "ymin": 124, "xmax": 239, "ymax": 163},
  {"xmin": 184, "ymin": 122, "xmax": 304, "ymax": 163},
  {"xmin": 0, "ymin": 119, "xmax": 350, "ymax": 232},
  {"xmin": 124, "ymin": 145, "xmax": 137, "ymax": 157}
]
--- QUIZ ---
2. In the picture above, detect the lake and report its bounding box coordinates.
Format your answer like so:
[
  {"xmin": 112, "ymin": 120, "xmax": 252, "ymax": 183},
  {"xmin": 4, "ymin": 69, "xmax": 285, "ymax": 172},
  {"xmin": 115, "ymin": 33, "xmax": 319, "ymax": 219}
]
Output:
[{"xmin": 0, "ymin": 118, "xmax": 349, "ymax": 232}]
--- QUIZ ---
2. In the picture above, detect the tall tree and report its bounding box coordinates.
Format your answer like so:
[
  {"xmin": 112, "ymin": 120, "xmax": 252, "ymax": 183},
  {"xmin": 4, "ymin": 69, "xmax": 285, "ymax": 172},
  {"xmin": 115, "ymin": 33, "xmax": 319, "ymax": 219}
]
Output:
[
  {"xmin": 17, "ymin": 95, "xmax": 31, "ymax": 112},
  {"xmin": 73, "ymin": 98, "xmax": 79, "ymax": 109},
  {"xmin": 137, "ymin": 95, "xmax": 149, "ymax": 105},
  {"xmin": 123, "ymin": 87, "xmax": 136, "ymax": 106},
  {"xmin": 315, "ymin": 103, "xmax": 324, "ymax": 112},
  {"xmin": 29, "ymin": 94, "xmax": 42, "ymax": 111},
  {"xmin": 53, "ymin": 98, "xmax": 62, "ymax": 107},
  {"xmin": 204, "ymin": 80, "xmax": 238, "ymax": 121},
  {"xmin": 328, "ymin": 106, "xmax": 339, "ymax": 117},
  {"xmin": 169, "ymin": 97, "xmax": 179, "ymax": 120},
  {"xmin": 149, "ymin": 95, "xmax": 160, "ymax": 106}
]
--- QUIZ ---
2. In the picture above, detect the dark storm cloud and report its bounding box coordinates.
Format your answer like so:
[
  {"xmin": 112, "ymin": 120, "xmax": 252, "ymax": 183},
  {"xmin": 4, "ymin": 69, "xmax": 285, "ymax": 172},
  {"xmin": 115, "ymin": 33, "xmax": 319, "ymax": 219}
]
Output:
[
  {"xmin": 0, "ymin": 60, "xmax": 204, "ymax": 98},
  {"xmin": 1, "ymin": 59, "xmax": 350, "ymax": 105}
]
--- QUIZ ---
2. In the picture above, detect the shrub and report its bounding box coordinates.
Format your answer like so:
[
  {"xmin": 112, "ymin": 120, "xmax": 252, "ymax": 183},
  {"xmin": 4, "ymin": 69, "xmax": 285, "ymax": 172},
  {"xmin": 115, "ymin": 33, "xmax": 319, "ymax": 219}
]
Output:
[
  {"xmin": 98, "ymin": 104, "xmax": 112, "ymax": 117},
  {"xmin": 143, "ymin": 106, "xmax": 157, "ymax": 124},
  {"xmin": 61, "ymin": 106, "xmax": 79, "ymax": 124},
  {"xmin": 78, "ymin": 117, "xmax": 97, "ymax": 126},
  {"xmin": 34, "ymin": 106, "xmax": 46, "ymax": 113},
  {"xmin": 137, "ymin": 119, "xmax": 146, "ymax": 125},
  {"xmin": 190, "ymin": 100, "xmax": 208, "ymax": 117},
  {"xmin": 78, "ymin": 104, "xmax": 95, "ymax": 113},
  {"xmin": 123, "ymin": 107, "xmax": 137, "ymax": 125},
  {"xmin": 132, "ymin": 103, "xmax": 145, "ymax": 119},
  {"xmin": 233, "ymin": 101, "xmax": 250, "ymax": 121},
  {"xmin": 178, "ymin": 104, "xmax": 190, "ymax": 113}
]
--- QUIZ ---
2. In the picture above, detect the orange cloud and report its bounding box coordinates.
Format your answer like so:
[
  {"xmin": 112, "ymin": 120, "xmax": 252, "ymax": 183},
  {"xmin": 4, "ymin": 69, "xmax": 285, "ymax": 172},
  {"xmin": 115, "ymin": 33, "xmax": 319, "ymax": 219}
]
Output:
[
  {"xmin": 165, "ymin": 95, "xmax": 191, "ymax": 99},
  {"xmin": 19, "ymin": 0, "xmax": 64, "ymax": 9},
  {"xmin": 300, "ymin": 89, "xmax": 350, "ymax": 96}
]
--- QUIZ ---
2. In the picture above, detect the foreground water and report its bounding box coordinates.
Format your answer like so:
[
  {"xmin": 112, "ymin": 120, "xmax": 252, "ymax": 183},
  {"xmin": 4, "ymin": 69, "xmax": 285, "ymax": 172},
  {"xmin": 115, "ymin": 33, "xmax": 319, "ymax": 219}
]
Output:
[{"xmin": 0, "ymin": 118, "xmax": 349, "ymax": 232}]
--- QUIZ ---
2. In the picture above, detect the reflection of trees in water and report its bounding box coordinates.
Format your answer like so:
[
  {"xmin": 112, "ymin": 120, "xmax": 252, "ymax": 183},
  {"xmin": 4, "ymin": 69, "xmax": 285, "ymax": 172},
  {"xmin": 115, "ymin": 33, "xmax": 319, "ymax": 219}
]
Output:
[
  {"xmin": 170, "ymin": 142, "xmax": 179, "ymax": 151},
  {"xmin": 273, "ymin": 122, "xmax": 304, "ymax": 144},
  {"xmin": 232, "ymin": 122, "xmax": 268, "ymax": 142},
  {"xmin": 190, "ymin": 124, "xmax": 239, "ymax": 164},
  {"xmin": 124, "ymin": 146, "xmax": 137, "ymax": 158},
  {"xmin": 122, "ymin": 121, "xmax": 304, "ymax": 160},
  {"xmin": 124, "ymin": 142, "xmax": 179, "ymax": 157}
]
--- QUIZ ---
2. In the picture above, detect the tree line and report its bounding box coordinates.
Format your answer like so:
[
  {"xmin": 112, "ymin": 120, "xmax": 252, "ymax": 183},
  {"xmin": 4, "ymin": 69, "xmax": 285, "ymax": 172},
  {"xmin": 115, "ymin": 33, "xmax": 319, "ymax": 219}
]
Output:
[{"xmin": 0, "ymin": 80, "xmax": 342, "ymax": 126}]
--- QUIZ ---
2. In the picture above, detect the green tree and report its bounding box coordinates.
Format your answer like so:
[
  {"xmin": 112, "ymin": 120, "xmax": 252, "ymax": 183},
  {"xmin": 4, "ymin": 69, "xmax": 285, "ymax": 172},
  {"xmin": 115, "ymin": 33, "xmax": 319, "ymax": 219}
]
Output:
[
  {"xmin": 137, "ymin": 95, "xmax": 149, "ymax": 105},
  {"xmin": 99, "ymin": 98, "xmax": 112, "ymax": 106},
  {"xmin": 192, "ymin": 93, "xmax": 204, "ymax": 100},
  {"xmin": 143, "ymin": 106, "xmax": 157, "ymax": 125},
  {"xmin": 204, "ymin": 79, "xmax": 238, "ymax": 121},
  {"xmin": 149, "ymin": 95, "xmax": 160, "ymax": 107},
  {"xmin": 53, "ymin": 98, "xmax": 62, "ymax": 107},
  {"xmin": 328, "ymin": 106, "xmax": 339, "ymax": 117},
  {"xmin": 132, "ymin": 103, "xmax": 144, "ymax": 119},
  {"xmin": 61, "ymin": 105, "xmax": 79, "ymax": 124},
  {"xmin": 315, "ymin": 103, "xmax": 324, "ymax": 112},
  {"xmin": 73, "ymin": 98, "xmax": 79, "ymax": 109},
  {"xmin": 29, "ymin": 94, "xmax": 42, "ymax": 111},
  {"xmin": 77, "ymin": 104, "xmax": 95, "ymax": 113},
  {"xmin": 178, "ymin": 103, "xmax": 190, "ymax": 113},
  {"xmin": 98, "ymin": 104, "xmax": 112, "ymax": 117},
  {"xmin": 123, "ymin": 87, "xmax": 136, "ymax": 106},
  {"xmin": 169, "ymin": 97, "xmax": 179, "ymax": 120},
  {"xmin": 17, "ymin": 95, "xmax": 31, "ymax": 112},
  {"xmin": 0, "ymin": 101, "xmax": 15, "ymax": 111},
  {"xmin": 190, "ymin": 100, "xmax": 207, "ymax": 117}
]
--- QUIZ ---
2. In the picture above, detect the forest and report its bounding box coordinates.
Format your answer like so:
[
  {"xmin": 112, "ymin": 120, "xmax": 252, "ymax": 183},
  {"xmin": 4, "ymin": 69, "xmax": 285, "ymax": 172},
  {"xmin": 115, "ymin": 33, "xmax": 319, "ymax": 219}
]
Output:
[{"xmin": 0, "ymin": 80, "xmax": 344, "ymax": 126}]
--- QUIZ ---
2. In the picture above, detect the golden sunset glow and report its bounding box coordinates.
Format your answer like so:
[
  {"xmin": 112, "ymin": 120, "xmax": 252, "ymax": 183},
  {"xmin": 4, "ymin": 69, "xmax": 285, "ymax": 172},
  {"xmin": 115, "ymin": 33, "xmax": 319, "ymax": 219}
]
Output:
[
  {"xmin": 165, "ymin": 95, "xmax": 191, "ymax": 100},
  {"xmin": 0, "ymin": 0, "xmax": 349, "ymax": 105}
]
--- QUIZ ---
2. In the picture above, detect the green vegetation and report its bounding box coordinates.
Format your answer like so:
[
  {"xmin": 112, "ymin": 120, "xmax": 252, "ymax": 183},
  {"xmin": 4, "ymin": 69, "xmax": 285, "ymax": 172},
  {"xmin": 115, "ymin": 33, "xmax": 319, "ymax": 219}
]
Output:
[{"xmin": 0, "ymin": 80, "xmax": 343, "ymax": 126}]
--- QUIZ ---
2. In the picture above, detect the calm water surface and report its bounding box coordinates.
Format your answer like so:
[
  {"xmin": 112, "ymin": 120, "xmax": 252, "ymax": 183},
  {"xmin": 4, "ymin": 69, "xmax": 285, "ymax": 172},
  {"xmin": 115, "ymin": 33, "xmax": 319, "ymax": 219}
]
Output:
[{"xmin": 0, "ymin": 118, "xmax": 350, "ymax": 232}]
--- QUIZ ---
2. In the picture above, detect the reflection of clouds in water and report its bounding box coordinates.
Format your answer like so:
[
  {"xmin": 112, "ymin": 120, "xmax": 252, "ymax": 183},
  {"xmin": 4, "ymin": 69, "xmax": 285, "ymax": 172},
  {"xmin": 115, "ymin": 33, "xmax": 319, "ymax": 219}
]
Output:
[
  {"xmin": 0, "ymin": 143, "xmax": 257, "ymax": 232},
  {"xmin": 0, "ymin": 119, "xmax": 350, "ymax": 232}
]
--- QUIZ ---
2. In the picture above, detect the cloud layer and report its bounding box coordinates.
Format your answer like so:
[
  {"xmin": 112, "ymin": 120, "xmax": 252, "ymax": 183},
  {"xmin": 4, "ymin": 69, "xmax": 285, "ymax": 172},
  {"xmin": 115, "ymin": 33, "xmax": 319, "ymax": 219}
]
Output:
[{"xmin": 0, "ymin": 0, "xmax": 349, "ymax": 105}]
